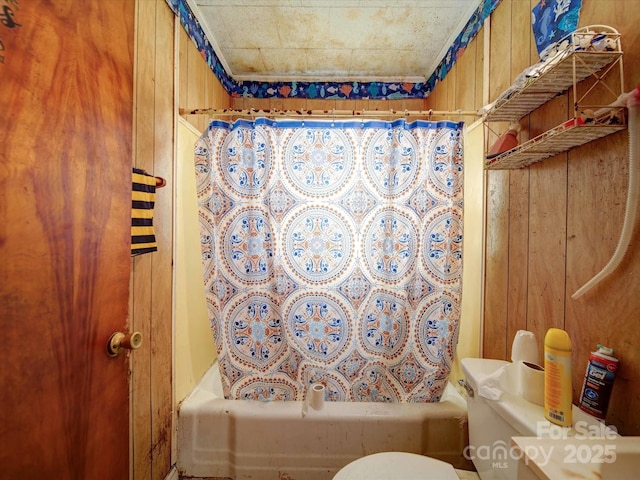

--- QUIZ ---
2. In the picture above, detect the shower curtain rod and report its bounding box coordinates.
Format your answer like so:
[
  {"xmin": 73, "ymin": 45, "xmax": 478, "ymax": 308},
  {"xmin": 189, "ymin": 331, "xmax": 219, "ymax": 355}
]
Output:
[{"xmin": 179, "ymin": 107, "xmax": 481, "ymax": 119}]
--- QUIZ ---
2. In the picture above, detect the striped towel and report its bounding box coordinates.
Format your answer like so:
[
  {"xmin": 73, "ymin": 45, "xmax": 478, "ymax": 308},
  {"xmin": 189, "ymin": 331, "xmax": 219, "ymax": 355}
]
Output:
[{"xmin": 131, "ymin": 168, "xmax": 158, "ymax": 256}]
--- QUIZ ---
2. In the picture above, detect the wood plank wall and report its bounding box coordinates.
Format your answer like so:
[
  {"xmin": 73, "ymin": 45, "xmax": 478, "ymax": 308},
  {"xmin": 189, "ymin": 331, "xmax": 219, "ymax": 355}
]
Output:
[
  {"xmin": 130, "ymin": 3, "xmax": 232, "ymax": 478},
  {"xmin": 180, "ymin": 27, "xmax": 232, "ymax": 133},
  {"xmin": 131, "ymin": 1, "xmax": 174, "ymax": 479},
  {"xmin": 427, "ymin": 0, "xmax": 640, "ymax": 434}
]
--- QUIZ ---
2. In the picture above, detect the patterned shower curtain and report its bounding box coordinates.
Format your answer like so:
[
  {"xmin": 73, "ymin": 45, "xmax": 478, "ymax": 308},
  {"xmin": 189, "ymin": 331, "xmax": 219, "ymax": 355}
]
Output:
[{"xmin": 195, "ymin": 118, "xmax": 464, "ymax": 403}]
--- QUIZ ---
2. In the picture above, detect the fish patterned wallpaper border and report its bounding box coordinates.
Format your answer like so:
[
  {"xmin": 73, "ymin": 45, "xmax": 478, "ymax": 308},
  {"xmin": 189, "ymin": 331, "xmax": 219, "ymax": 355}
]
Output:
[{"xmin": 166, "ymin": 0, "xmax": 502, "ymax": 100}]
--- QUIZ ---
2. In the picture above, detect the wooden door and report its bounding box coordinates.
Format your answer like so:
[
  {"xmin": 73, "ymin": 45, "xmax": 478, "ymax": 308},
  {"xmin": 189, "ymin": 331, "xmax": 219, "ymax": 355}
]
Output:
[{"xmin": 0, "ymin": 1, "xmax": 135, "ymax": 478}]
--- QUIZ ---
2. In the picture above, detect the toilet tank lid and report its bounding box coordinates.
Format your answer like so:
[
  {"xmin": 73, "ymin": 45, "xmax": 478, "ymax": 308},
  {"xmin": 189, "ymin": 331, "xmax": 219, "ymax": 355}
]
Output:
[
  {"xmin": 461, "ymin": 357, "xmax": 509, "ymax": 390},
  {"xmin": 461, "ymin": 358, "xmax": 614, "ymax": 438}
]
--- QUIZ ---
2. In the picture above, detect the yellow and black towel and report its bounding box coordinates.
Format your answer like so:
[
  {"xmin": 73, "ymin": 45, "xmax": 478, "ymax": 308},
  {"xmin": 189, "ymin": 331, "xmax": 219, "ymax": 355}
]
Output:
[{"xmin": 131, "ymin": 168, "xmax": 158, "ymax": 256}]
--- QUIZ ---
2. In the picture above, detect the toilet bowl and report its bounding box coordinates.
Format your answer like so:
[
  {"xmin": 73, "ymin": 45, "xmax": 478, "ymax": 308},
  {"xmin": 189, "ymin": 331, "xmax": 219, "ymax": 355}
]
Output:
[
  {"xmin": 332, "ymin": 357, "xmax": 612, "ymax": 480},
  {"xmin": 332, "ymin": 452, "xmax": 459, "ymax": 480}
]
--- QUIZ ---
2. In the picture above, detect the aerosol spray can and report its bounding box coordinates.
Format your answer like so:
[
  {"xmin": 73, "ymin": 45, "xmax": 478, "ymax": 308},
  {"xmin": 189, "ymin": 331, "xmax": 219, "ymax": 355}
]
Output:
[
  {"xmin": 578, "ymin": 344, "xmax": 619, "ymax": 420},
  {"xmin": 544, "ymin": 328, "xmax": 573, "ymax": 427}
]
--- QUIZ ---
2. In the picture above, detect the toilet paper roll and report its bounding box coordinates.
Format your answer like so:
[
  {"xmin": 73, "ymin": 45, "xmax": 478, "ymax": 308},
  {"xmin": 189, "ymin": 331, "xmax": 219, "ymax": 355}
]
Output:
[
  {"xmin": 309, "ymin": 383, "xmax": 325, "ymax": 410},
  {"xmin": 519, "ymin": 361, "xmax": 545, "ymax": 406},
  {"xmin": 511, "ymin": 330, "xmax": 539, "ymax": 364}
]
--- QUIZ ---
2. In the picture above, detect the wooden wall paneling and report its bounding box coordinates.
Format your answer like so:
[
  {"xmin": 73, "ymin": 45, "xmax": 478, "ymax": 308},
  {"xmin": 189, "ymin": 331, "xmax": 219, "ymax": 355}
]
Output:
[
  {"xmin": 369, "ymin": 99, "xmax": 409, "ymax": 113},
  {"xmin": 132, "ymin": 0, "xmax": 156, "ymax": 477},
  {"xmin": 475, "ymin": 30, "xmax": 485, "ymax": 114},
  {"xmin": 455, "ymin": 36, "xmax": 477, "ymax": 123},
  {"xmin": 177, "ymin": 27, "xmax": 232, "ymax": 131},
  {"xmin": 214, "ymin": 72, "xmax": 232, "ymax": 110},
  {"xmin": 578, "ymin": 0, "xmax": 639, "ymax": 95},
  {"xmin": 402, "ymin": 99, "xmax": 427, "ymax": 111},
  {"xmin": 353, "ymin": 99, "xmax": 372, "ymax": 113},
  {"xmin": 483, "ymin": 0, "xmax": 511, "ymax": 169},
  {"xmin": 186, "ymin": 38, "xmax": 207, "ymax": 132},
  {"xmin": 265, "ymin": 97, "xmax": 282, "ymax": 111},
  {"xmin": 506, "ymin": 168, "xmax": 529, "ymax": 350},
  {"xmin": 150, "ymin": 2, "xmax": 175, "ymax": 478},
  {"xmin": 447, "ymin": 65, "xmax": 458, "ymax": 112},
  {"xmin": 249, "ymin": 97, "xmax": 274, "ymax": 117},
  {"xmin": 241, "ymin": 97, "xmax": 271, "ymax": 112},
  {"xmin": 504, "ymin": 0, "xmax": 533, "ymax": 358},
  {"xmin": 482, "ymin": 3, "xmax": 510, "ymax": 361},
  {"xmin": 401, "ymin": 98, "xmax": 428, "ymax": 122},
  {"xmin": 334, "ymin": 99, "xmax": 355, "ymax": 111},
  {"xmin": 178, "ymin": 28, "xmax": 190, "ymax": 112},
  {"xmin": 566, "ymin": 136, "xmax": 628, "ymax": 299},
  {"xmin": 434, "ymin": 75, "xmax": 450, "ymax": 112},
  {"xmin": 506, "ymin": 109, "xmax": 530, "ymax": 359},
  {"xmin": 478, "ymin": 19, "xmax": 489, "ymax": 276},
  {"xmin": 528, "ymin": 0, "xmax": 540, "ymax": 63},
  {"xmin": 487, "ymin": 0, "xmax": 512, "ymax": 104},
  {"xmin": 232, "ymin": 95, "xmax": 247, "ymax": 110},
  {"xmin": 424, "ymin": 85, "xmax": 437, "ymax": 111},
  {"xmin": 203, "ymin": 60, "xmax": 215, "ymax": 113},
  {"xmin": 565, "ymin": 130, "xmax": 638, "ymax": 432},
  {"xmin": 323, "ymin": 99, "xmax": 341, "ymax": 111},
  {"xmin": 521, "ymin": 44, "xmax": 569, "ymax": 350},
  {"xmin": 562, "ymin": 0, "xmax": 640, "ymax": 434},
  {"xmin": 485, "ymin": 0, "xmax": 512, "ymax": 143},
  {"xmin": 525, "ymin": 95, "xmax": 569, "ymax": 347},
  {"xmin": 204, "ymin": 69, "xmax": 232, "ymax": 126},
  {"xmin": 510, "ymin": 0, "xmax": 533, "ymax": 80},
  {"xmin": 483, "ymin": 169, "xmax": 510, "ymax": 359},
  {"xmin": 271, "ymin": 96, "xmax": 307, "ymax": 112},
  {"xmin": 368, "ymin": 99, "xmax": 387, "ymax": 112},
  {"xmin": 427, "ymin": 74, "xmax": 448, "ymax": 114},
  {"xmin": 132, "ymin": 1, "xmax": 175, "ymax": 479},
  {"xmin": 482, "ymin": 0, "xmax": 513, "ymax": 359},
  {"xmin": 441, "ymin": 0, "xmax": 640, "ymax": 431},
  {"xmin": 178, "ymin": 27, "xmax": 200, "ymax": 129}
]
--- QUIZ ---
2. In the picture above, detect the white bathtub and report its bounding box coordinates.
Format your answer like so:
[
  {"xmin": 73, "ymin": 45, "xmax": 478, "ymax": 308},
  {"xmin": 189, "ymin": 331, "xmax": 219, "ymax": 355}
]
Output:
[{"xmin": 178, "ymin": 361, "xmax": 472, "ymax": 480}]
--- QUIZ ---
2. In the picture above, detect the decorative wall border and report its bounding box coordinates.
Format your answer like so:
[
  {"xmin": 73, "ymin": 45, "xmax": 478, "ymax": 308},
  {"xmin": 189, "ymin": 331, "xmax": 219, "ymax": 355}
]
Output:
[{"xmin": 165, "ymin": 0, "xmax": 502, "ymax": 100}]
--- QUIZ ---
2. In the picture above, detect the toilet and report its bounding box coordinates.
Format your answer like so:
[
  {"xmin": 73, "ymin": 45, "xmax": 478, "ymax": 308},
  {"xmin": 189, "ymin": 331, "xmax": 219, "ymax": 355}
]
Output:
[
  {"xmin": 332, "ymin": 451, "xmax": 460, "ymax": 480},
  {"xmin": 333, "ymin": 357, "xmax": 609, "ymax": 480}
]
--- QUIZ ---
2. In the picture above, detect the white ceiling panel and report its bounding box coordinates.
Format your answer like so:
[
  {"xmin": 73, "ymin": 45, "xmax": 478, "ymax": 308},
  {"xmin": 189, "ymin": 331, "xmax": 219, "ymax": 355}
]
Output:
[{"xmin": 188, "ymin": 0, "xmax": 482, "ymax": 82}]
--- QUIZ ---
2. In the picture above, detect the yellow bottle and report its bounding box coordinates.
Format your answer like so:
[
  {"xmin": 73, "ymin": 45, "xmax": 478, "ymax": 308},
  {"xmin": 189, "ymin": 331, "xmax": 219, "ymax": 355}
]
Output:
[{"xmin": 544, "ymin": 328, "xmax": 573, "ymax": 427}]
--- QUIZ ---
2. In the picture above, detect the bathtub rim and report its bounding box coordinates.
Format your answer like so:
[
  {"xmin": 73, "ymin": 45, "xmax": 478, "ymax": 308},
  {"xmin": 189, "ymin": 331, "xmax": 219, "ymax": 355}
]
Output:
[{"xmin": 181, "ymin": 359, "xmax": 468, "ymax": 414}]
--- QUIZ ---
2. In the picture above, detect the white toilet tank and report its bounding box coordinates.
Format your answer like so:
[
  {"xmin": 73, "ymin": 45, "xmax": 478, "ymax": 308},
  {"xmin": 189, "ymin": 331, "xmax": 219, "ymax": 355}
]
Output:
[{"xmin": 461, "ymin": 358, "xmax": 612, "ymax": 480}]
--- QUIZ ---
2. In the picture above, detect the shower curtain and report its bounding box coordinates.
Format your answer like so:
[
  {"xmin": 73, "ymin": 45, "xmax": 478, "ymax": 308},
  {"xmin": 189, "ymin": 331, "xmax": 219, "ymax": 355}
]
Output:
[{"xmin": 195, "ymin": 117, "xmax": 464, "ymax": 402}]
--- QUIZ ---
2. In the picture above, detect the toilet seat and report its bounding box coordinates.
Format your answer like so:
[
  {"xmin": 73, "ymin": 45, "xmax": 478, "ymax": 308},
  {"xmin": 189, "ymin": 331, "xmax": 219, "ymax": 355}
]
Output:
[{"xmin": 332, "ymin": 452, "xmax": 459, "ymax": 480}]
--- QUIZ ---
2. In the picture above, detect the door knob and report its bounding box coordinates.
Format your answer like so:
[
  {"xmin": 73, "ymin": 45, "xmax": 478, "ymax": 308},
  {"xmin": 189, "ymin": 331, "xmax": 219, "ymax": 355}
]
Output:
[{"xmin": 107, "ymin": 331, "xmax": 143, "ymax": 357}]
